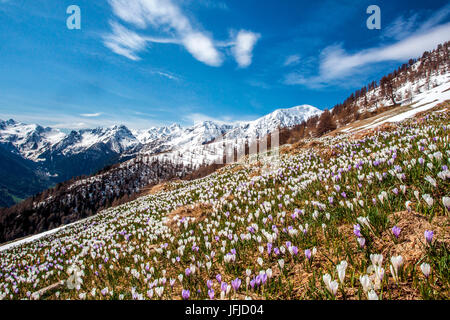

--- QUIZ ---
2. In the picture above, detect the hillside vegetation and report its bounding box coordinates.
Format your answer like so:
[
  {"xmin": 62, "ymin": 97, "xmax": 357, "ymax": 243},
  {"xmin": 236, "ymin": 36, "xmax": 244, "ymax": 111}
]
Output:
[{"xmin": 0, "ymin": 102, "xmax": 448, "ymax": 300}]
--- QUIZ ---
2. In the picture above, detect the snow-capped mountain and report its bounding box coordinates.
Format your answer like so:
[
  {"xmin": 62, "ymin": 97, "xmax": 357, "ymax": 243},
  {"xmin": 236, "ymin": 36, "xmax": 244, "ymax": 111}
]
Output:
[
  {"xmin": 0, "ymin": 119, "xmax": 65, "ymax": 161},
  {"xmin": 0, "ymin": 105, "xmax": 321, "ymax": 163},
  {"xmin": 223, "ymin": 105, "xmax": 321, "ymax": 140},
  {"xmin": 53, "ymin": 125, "xmax": 141, "ymax": 156},
  {"xmin": 0, "ymin": 105, "xmax": 322, "ymax": 206}
]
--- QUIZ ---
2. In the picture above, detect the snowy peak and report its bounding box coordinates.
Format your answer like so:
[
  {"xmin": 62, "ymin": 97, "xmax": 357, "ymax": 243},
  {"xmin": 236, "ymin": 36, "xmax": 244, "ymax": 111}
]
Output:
[
  {"xmin": 223, "ymin": 104, "xmax": 322, "ymax": 140},
  {"xmin": 0, "ymin": 104, "xmax": 321, "ymax": 161},
  {"xmin": 0, "ymin": 119, "xmax": 65, "ymax": 160},
  {"xmin": 54, "ymin": 125, "xmax": 141, "ymax": 156}
]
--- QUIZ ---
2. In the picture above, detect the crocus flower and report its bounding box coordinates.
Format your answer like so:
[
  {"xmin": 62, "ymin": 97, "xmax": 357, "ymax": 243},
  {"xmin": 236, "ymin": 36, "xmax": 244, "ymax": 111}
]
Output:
[
  {"xmin": 367, "ymin": 290, "xmax": 378, "ymax": 300},
  {"xmin": 356, "ymin": 237, "xmax": 366, "ymax": 249},
  {"xmin": 305, "ymin": 249, "xmax": 312, "ymax": 260},
  {"xmin": 221, "ymin": 282, "xmax": 228, "ymax": 292},
  {"xmin": 420, "ymin": 263, "xmax": 431, "ymax": 278},
  {"xmin": 442, "ymin": 196, "xmax": 450, "ymax": 210},
  {"xmin": 359, "ymin": 274, "xmax": 372, "ymax": 292},
  {"xmin": 353, "ymin": 224, "xmax": 362, "ymax": 237},
  {"xmin": 267, "ymin": 243, "xmax": 272, "ymax": 255},
  {"xmin": 182, "ymin": 289, "xmax": 190, "ymax": 300},
  {"xmin": 336, "ymin": 260, "xmax": 347, "ymax": 284},
  {"xmin": 392, "ymin": 226, "xmax": 401, "ymax": 239},
  {"xmin": 208, "ymin": 289, "xmax": 214, "ymax": 300},
  {"xmin": 424, "ymin": 230, "xmax": 434, "ymax": 244},
  {"xmin": 390, "ymin": 255, "xmax": 403, "ymax": 283},
  {"xmin": 231, "ymin": 278, "xmax": 241, "ymax": 291}
]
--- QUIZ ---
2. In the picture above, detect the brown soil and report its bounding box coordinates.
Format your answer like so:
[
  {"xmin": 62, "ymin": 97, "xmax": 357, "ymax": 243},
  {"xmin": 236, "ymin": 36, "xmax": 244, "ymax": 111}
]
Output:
[{"xmin": 166, "ymin": 203, "xmax": 213, "ymax": 231}]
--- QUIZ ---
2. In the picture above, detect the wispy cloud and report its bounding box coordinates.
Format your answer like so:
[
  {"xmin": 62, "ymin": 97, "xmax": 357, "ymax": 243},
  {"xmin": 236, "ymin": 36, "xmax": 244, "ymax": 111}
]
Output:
[
  {"xmin": 183, "ymin": 112, "xmax": 259, "ymax": 125},
  {"xmin": 80, "ymin": 112, "xmax": 102, "ymax": 117},
  {"xmin": 103, "ymin": 21, "xmax": 148, "ymax": 61},
  {"xmin": 381, "ymin": 13, "xmax": 419, "ymax": 40},
  {"xmin": 285, "ymin": 6, "xmax": 450, "ymax": 88},
  {"xmin": 283, "ymin": 54, "xmax": 301, "ymax": 67},
  {"xmin": 0, "ymin": 111, "xmax": 165, "ymax": 130},
  {"xmin": 105, "ymin": 0, "xmax": 222, "ymax": 66},
  {"xmin": 104, "ymin": 0, "xmax": 259, "ymax": 67}
]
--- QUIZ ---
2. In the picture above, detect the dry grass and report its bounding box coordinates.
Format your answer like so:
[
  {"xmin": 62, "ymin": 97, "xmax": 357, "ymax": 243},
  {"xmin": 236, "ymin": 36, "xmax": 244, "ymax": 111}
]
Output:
[{"xmin": 166, "ymin": 203, "xmax": 213, "ymax": 231}]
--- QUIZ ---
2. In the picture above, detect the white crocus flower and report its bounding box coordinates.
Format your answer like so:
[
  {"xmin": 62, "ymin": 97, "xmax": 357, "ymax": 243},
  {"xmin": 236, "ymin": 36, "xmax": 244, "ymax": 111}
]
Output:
[
  {"xmin": 278, "ymin": 259, "xmax": 285, "ymax": 270},
  {"xmin": 422, "ymin": 194, "xmax": 434, "ymax": 207},
  {"xmin": 420, "ymin": 263, "xmax": 431, "ymax": 278},
  {"xmin": 66, "ymin": 265, "xmax": 84, "ymax": 290},
  {"xmin": 367, "ymin": 289, "xmax": 379, "ymax": 300},
  {"xmin": 424, "ymin": 175, "xmax": 437, "ymax": 188},
  {"xmin": 359, "ymin": 274, "xmax": 372, "ymax": 293},
  {"xmin": 390, "ymin": 255, "xmax": 403, "ymax": 283},
  {"xmin": 336, "ymin": 260, "xmax": 348, "ymax": 285}
]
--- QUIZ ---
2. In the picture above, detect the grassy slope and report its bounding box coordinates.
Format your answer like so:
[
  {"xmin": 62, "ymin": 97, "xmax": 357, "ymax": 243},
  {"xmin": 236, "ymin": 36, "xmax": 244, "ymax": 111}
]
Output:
[{"xmin": 0, "ymin": 103, "xmax": 448, "ymax": 300}]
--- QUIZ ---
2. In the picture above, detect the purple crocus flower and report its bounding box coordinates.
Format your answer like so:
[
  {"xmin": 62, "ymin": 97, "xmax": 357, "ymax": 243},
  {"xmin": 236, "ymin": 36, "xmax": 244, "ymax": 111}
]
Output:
[
  {"xmin": 392, "ymin": 188, "xmax": 399, "ymax": 195},
  {"xmin": 341, "ymin": 192, "xmax": 347, "ymax": 198},
  {"xmin": 208, "ymin": 289, "xmax": 215, "ymax": 300},
  {"xmin": 221, "ymin": 282, "xmax": 228, "ymax": 292},
  {"xmin": 255, "ymin": 275, "xmax": 262, "ymax": 286},
  {"xmin": 392, "ymin": 226, "xmax": 401, "ymax": 238},
  {"xmin": 185, "ymin": 268, "xmax": 191, "ymax": 277},
  {"xmin": 305, "ymin": 249, "xmax": 312, "ymax": 260},
  {"xmin": 207, "ymin": 280, "xmax": 213, "ymax": 289},
  {"xmin": 182, "ymin": 289, "xmax": 190, "ymax": 300},
  {"xmin": 267, "ymin": 243, "xmax": 272, "ymax": 255},
  {"xmin": 261, "ymin": 273, "xmax": 268, "ymax": 284},
  {"xmin": 424, "ymin": 230, "xmax": 434, "ymax": 244},
  {"xmin": 231, "ymin": 278, "xmax": 242, "ymax": 291},
  {"xmin": 216, "ymin": 274, "xmax": 222, "ymax": 283},
  {"xmin": 353, "ymin": 224, "xmax": 362, "ymax": 237}
]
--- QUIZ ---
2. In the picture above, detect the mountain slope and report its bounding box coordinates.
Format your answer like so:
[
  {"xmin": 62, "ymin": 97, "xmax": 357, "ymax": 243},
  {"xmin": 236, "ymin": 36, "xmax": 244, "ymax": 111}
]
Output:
[
  {"xmin": 0, "ymin": 105, "xmax": 321, "ymax": 206},
  {"xmin": 0, "ymin": 102, "xmax": 448, "ymax": 300}
]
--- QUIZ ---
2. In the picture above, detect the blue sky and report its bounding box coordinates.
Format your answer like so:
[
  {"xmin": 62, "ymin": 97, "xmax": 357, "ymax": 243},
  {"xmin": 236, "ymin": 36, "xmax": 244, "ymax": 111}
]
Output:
[{"xmin": 0, "ymin": 0, "xmax": 449, "ymax": 129}]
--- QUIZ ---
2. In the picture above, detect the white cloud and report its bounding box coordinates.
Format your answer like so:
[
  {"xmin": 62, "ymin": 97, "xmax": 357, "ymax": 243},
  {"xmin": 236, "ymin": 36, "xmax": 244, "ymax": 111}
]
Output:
[
  {"xmin": 80, "ymin": 112, "xmax": 102, "ymax": 117},
  {"xmin": 382, "ymin": 13, "xmax": 419, "ymax": 40},
  {"xmin": 1, "ymin": 112, "xmax": 165, "ymax": 130},
  {"xmin": 320, "ymin": 23, "xmax": 450, "ymax": 79},
  {"xmin": 182, "ymin": 32, "xmax": 223, "ymax": 66},
  {"xmin": 283, "ymin": 54, "xmax": 301, "ymax": 67},
  {"xmin": 105, "ymin": 0, "xmax": 259, "ymax": 67},
  {"xmin": 285, "ymin": 22, "xmax": 450, "ymax": 87},
  {"xmin": 105, "ymin": 0, "xmax": 223, "ymax": 66},
  {"xmin": 231, "ymin": 30, "xmax": 260, "ymax": 68},
  {"xmin": 183, "ymin": 112, "xmax": 248, "ymax": 125},
  {"xmin": 417, "ymin": 3, "xmax": 450, "ymax": 33},
  {"xmin": 103, "ymin": 21, "xmax": 148, "ymax": 61}
]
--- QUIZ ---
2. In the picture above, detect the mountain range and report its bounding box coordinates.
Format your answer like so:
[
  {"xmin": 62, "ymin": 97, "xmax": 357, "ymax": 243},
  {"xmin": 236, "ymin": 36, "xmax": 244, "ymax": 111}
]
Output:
[{"xmin": 0, "ymin": 104, "xmax": 322, "ymax": 207}]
